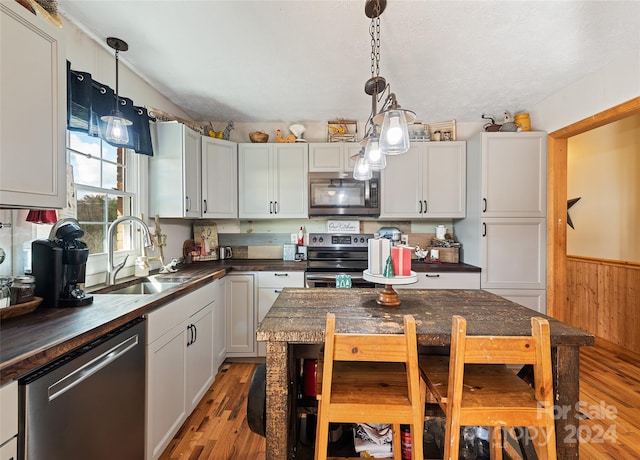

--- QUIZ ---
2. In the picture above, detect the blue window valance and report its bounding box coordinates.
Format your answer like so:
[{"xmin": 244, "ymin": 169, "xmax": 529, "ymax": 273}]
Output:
[{"xmin": 67, "ymin": 61, "xmax": 154, "ymax": 156}]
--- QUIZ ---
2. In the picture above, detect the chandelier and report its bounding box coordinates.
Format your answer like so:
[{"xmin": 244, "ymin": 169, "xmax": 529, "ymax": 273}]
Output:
[
  {"xmin": 354, "ymin": 0, "xmax": 415, "ymax": 180},
  {"xmin": 101, "ymin": 37, "xmax": 132, "ymax": 144}
]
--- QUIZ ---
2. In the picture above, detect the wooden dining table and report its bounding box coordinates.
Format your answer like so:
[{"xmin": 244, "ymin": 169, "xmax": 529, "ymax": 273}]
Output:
[{"xmin": 256, "ymin": 288, "xmax": 594, "ymax": 459}]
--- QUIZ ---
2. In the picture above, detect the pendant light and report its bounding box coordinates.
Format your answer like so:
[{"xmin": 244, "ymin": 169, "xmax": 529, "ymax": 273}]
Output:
[
  {"xmin": 101, "ymin": 37, "xmax": 132, "ymax": 144},
  {"xmin": 354, "ymin": 0, "xmax": 414, "ymax": 180},
  {"xmin": 353, "ymin": 148, "xmax": 373, "ymax": 181}
]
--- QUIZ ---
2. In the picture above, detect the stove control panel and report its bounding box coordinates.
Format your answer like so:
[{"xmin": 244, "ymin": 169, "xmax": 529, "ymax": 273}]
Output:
[{"xmin": 307, "ymin": 233, "xmax": 373, "ymax": 248}]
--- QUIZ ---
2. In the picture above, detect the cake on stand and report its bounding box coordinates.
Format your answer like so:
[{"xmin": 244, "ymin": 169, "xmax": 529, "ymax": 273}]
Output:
[{"xmin": 363, "ymin": 269, "xmax": 417, "ymax": 306}]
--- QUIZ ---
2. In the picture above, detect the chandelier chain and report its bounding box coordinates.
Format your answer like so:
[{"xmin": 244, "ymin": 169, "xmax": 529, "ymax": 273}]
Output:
[{"xmin": 369, "ymin": 1, "xmax": 381, "ymax": 78}]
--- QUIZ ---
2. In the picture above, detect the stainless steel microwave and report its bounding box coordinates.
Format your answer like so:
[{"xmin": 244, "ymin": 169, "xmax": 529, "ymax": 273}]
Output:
[{"xmin": 308, "ymin": 172, "xmax": 380, "ymax": 216}]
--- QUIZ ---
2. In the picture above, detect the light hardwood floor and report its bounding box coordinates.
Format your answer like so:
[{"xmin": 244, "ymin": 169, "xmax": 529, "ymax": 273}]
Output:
[{"xmin": 160, "ymin": 338, "xmax": 640, "ymax": 460}]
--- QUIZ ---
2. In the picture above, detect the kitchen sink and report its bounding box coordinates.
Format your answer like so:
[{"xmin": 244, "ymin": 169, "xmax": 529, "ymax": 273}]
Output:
[{"xmin": 95, "ymin": 274, "xmax": 195, "ymax": 295}]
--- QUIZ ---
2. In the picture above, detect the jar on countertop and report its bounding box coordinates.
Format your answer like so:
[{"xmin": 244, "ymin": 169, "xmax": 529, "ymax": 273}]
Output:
[
  {"xmin": 0, "ymin": 276, "xmax": 12, "ymax": 308},
  {"xmin": 10, "ymin": 275, "xmax": 35, "ymax": 305}
]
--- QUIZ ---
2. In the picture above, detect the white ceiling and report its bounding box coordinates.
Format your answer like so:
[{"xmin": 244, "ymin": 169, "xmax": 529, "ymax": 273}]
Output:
[{"xmin": 58, "ymin": 0, "xmax": 640, "ymax": 125}]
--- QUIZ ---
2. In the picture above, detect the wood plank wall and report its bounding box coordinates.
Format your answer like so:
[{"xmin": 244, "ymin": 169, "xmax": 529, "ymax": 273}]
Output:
[{"xmin": 563, "ymin": 256, "xmax": 640, "ymax": 353}]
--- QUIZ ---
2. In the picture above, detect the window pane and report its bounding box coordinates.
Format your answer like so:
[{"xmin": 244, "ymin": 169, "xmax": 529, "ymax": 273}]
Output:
[
  {"xmin": 103, "ymin": 161, "xmax": 120, "ymax": 190},
  {"xmin": 103, "ymin": 142, "xmax": 119, "ymax": 163},
  {"xmin": 81, "ymin": 224, "xmax": 106, "ymax": 254},
  {"xmin": 69, "ymin": 132, "xmax": 101, "ymax": 156},
  {"xmin": 70, "ymin": 152, "xmax": 101, "ymax": 187},
  {"xmin": 77, "ymin": 191, "xmax": 106, "ymax": 222}
]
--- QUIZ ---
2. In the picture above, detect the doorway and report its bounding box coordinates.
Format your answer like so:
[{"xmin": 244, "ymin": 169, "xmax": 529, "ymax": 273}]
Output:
[{"xmin": 547, "ymin": 97, "xmax": 640, "ymax": 319}]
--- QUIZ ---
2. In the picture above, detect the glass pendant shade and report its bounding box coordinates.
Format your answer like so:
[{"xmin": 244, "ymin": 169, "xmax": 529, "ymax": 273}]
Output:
[
  {"xmin": 102, "ymin": 111, "xmax": 132, "ymax": 143},
  {"xmin": 364, "ymin": 137, "xmax": 386, "ymax": 170},
  {"xmin": 379, "ymin": 109, "xmax": 410, "ymax": 155},
  {"xmin": 353, "ymin": 154, "xmax": 373, "ymax": 180}
]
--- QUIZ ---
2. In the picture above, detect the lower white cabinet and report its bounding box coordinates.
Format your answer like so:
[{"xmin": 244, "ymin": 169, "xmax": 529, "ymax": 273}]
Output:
[
  {"xmin": 146, "ymin": 282, "xmax": 217, "ymax": 460},
  {"xmin": 396, "ymin": 272, "xmax": 480, "ymax": 290},
  {"xmin": 0, "ymin": 381, "xmax": 17, "ymax": 460},
  {"xmin": 213, "ymin": 277, "xmax": 227, "ymax": 372},
  {"xmin": 486, "ymin": 288, "xmax": 547, "ymax": 314},
  {"xmin": 257, "ymin": 271, "xmax": 305, "ymax": 356},
  {"xmin": 225, "ymin": 274, "xmax": 255, "ymax": 357}
]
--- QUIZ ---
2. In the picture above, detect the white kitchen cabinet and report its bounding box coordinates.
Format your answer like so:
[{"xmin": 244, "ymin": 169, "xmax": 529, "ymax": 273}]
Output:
[
  {"xmin": 455, "ymin": 131, "xmax": 547, "ymax": 312},
  {"xmin": 256, "ymin": 271, "xmax": 305, "ymax": 356},
  {"xmin": 395, "ymin": 271, "xmax": 480, "ymax": 290},
  {"xmin": 238, "ymin": 143, "xmax": 308, "ymax": 218},
  {"xmin": 471, "ymin": 132, "xmax": 547, "ymax": 217},
  {"xmin": 146, "ymin": 283, "xmax": 216, "ymax": 460},
  {"xmin": 308, "ymin": 143, "xmax": 361, "ymax": 173},
  {"xmin": 0, "ymin": 1, "xmax": 65, "ymax": 209},
  {"xmin": 486, "ymin": 288, "xmax": 547, "ymax": 314},
  {"xmin": 225, "ymin": 273, "xmax": 255, "ymax": 356},
  {"xmin": 149, "ymin": 122, "xmax": 202, "ymax": 218},
  {"xmin": 202, "ymin": 137, "xmax": 237, "ymax": 218},
  {"xmin": 0, "ymin": 381, "xmax": 17, "ymax": 460},
  {"xmin": 380, "ymin": 141, "xmax": 466, "ymax": 219}
]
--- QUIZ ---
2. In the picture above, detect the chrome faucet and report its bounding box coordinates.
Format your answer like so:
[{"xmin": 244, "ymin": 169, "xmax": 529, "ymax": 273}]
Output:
[{"xmin": 106, "ymin": 216, "xmax": 154, "ymax": 286}]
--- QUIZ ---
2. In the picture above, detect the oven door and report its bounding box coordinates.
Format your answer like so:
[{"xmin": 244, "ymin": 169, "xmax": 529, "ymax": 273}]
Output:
[{"xmin": 304, "ymin": 272, "xmax": 376, "ymax": 288}]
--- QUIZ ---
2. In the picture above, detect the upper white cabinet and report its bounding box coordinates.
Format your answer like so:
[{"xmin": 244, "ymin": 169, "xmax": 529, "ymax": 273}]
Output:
[
  {"xmin": 380, "ymin": 141, "xmax": 466, "ymax": 219},
  {"xmin": 308, "ymin": 143, "xmax": 361, "ymax": 173},
  {"xmin": 474, "ymin": 132, "xmax": 547, "ymax": 217},
  {"xmin": 149, "ymin": 122, "xmax": 202, "ymax": 218},
  {"xmin": 238, "ymin": 143, "xmax": 308, "ymax": 218},
  {"xmin": 0, "ymin": 1, "xmax": 65, "ymax": 209},
  {"xmin": 201, "ymin": 136, "xmax": 237, "ymax": 219}
]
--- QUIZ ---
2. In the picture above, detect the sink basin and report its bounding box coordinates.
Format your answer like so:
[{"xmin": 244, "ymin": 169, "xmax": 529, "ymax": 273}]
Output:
[{"xmin": 104, "ymin": 281, "xmax": 183, "ymax": 295}]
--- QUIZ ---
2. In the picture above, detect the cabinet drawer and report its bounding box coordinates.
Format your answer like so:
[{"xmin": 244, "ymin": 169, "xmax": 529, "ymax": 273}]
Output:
[
  {"xmin": 146, "ymin": 282, "xmax": 216, "ymax": 344},
  {"xmin": 397, "ymin": 272, "xmax": 480, "ymax": 290},
  {"xmin": 258, "ymin": 271, "xmax": 304, "ymax": 288}
]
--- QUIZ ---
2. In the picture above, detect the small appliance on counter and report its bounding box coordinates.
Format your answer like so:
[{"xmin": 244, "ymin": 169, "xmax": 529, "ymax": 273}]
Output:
[
  {"xmin": 377, "ymin": 227, "xmax": 402, "ymax": 243},
  {"xmin": 32, "ymin": 218, "xmax": 93, "ymax": 308}
]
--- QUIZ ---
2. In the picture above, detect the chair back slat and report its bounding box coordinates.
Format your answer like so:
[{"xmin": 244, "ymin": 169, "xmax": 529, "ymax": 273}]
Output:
[
  {"xmin": 333, "ymin": 334, "xmax": 408, "ymax": 362},
  {"xmin": 464, "ymin": 336, "xmax": 537, "ymax": 364}
]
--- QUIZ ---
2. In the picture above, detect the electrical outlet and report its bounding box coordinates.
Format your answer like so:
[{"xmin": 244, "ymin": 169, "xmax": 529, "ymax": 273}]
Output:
[
  {"xmin": 400, "ymin": 234, "xmax": 409, "ymax": 245},
  {"xmin": 290, "ymin": 233, "xmax": 298, "ymax": 243}
]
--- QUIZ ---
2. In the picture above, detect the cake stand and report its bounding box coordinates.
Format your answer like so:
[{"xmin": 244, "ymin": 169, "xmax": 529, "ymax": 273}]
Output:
[{"xmin": 363, "ymin": 269, "xmax": 417, "ymax": 306}]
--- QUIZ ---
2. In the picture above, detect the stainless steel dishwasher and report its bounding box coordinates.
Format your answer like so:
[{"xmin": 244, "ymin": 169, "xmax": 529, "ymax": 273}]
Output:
[{"xmin": 18, "ymin": 317, "xmax": 146, "ymax": 460}]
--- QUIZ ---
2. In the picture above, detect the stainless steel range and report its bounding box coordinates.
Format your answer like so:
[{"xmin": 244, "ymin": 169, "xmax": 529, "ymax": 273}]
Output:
[{"xmin": 305, "ymin": 233, "xmax": 376, "ymax": 288}]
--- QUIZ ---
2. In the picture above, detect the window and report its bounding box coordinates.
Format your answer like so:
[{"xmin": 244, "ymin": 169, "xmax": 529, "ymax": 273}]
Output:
[{"xmin": 67, "ymin": 131, "xmax": 138, "ymax": 256}]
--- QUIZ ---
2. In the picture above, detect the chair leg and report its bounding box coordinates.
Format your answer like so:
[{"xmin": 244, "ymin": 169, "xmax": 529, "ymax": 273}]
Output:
[
  {"xmin": 411, "ymin": 422, "xmax": 424, "ymax": 460},
  {"xmin": 532, "ymin": 423, "xmax": 557, "ymax": 460},
  {"xmin": 393, "ymin": 424, "xmax": 402, "ymax": 460},
  {"xmin": 490, "ymin": 426, "xmax": 503, "ymax": 460},
  {"xmin": 314, "ymin": 403, "xmax": 329, "ymax": 460},
  {"xmin": 443, "ymin": 417, "xmax": 461, "ymax": 460}
]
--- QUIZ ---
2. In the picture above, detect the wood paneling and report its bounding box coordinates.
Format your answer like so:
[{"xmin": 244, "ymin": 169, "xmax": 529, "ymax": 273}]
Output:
[{"xmin": 565, "ymin": 257, "xmax": 640, "ymax": 353}]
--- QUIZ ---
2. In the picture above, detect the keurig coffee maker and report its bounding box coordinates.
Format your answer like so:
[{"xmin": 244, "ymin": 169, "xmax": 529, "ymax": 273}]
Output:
[{"xmin": 32, "ymin": 218, "xmax": 93, "ymax": 308}]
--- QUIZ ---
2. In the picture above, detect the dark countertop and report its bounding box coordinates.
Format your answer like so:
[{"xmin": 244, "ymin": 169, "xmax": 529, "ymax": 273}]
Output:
[{"xmin": 0, "ymin": 258, "xmax": 479, "ymax": 385}]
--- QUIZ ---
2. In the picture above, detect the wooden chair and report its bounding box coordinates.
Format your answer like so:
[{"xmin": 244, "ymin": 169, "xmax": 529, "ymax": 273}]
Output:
[
  {"xmin": 419, "ymin": 315, "xmax": 556, "ymax": 460},
  {"xmin": 315, "ymin": 313, "xmax": 426, "ymax": 460}
]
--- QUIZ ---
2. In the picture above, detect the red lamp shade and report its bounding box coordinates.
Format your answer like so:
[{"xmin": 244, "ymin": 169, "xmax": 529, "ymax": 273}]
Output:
[{"xmin": 26, "ymin": 210, "xmax": 58, "ymax": 224}]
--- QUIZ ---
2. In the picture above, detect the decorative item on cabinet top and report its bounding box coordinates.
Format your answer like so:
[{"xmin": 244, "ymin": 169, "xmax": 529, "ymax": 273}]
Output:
[
  {"xmin": 327, "ymin": 119, "xmax": 358, "ymax": 142},
  {"xmin": 249, "ymin": 131, "xmax": 269, "ymax": 143}
]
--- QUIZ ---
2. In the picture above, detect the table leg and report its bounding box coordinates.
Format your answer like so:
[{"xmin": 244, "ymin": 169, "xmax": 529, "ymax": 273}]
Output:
[
  {"xmin": 553, "ymin": 345, "xmax": 581, "ymax": 460},
  {"xmin": 265, "ymin": 341, "xmax": 290, "ymax": 460}
]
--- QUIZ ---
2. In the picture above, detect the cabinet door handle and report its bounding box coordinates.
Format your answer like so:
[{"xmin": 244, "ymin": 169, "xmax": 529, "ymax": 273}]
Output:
[
  {"xmin": 419, "ymin": 200, "xmax": 423, "ymax": 214},
  {"xmin": 269, "ymin": 201, "xmax": 274, "ymax": 214},
  {"xmin": 425, "ymin": 274, "xmax": 440, "ymax": 278},
  {"xmin": 185, "ymin": 196, "xmax": 190, "ymax": 212},
  {"xmin": 274, "ymin": 201, "xmax": 279, "ymax": 214},
  {"xmin": 192, "ymin": 323, "xmax": 197, "ymax": 345},
  {"xmin": 186, "ymin": 325, "xmax": 192, "ymax": 346},
  {"xmin": 203, "ymin": 199, "xmax": 208, "ymax": 213},
  {"xmin": 274, "ymin": 273, "xmax": 289, "ymax": 277},
  {"xmin": 482, "ymin": 222, "xmax": 487, "ymax": 237},
  {"xmin": 423, "ymin": 200, "xmax": 427, "ymax": 214},
  {"xmin": 482, "ymin": 198, "xmax": 487, "ymax": 213},
  {"xmin": 274, "ymin": 289, "xmax": 282, "ymax": 293}
]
